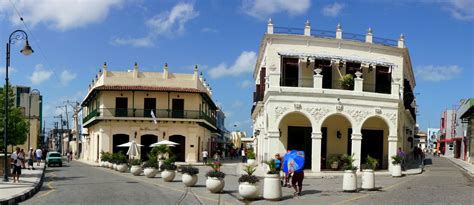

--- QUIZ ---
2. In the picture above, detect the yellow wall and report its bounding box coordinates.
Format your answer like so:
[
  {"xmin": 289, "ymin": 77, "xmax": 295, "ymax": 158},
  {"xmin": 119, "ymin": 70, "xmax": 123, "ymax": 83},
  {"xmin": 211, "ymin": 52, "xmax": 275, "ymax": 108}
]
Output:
[
  {"xmin": 322, "ymin": 115, "xmax": 352, "ymax": 158},
  {"xmin": 278, "ymin": 112, "xmax": 312, "ymax": 149}
]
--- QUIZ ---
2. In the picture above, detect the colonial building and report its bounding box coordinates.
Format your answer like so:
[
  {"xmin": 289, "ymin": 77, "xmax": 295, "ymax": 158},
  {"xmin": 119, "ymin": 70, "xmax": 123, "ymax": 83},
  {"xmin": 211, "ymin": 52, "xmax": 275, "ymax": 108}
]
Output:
[
  {"xmin": 81, "ymin": 63, "xmax": 217, "ymax": 163},
  {"xmin": 251, "ymin": 20, "xmax": 417, "ymax": 172}
]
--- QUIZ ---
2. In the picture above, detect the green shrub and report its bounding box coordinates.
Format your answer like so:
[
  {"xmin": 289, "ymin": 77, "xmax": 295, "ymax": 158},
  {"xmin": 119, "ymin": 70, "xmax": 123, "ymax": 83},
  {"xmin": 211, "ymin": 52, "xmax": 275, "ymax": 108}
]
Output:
[
  {"xmin": 142, "ymin": 159, "xmax": 158, "ymax": 169},
  {"xmin": 264, "ymin": 159, "xmax": 279, "ymax": 174},
  {"xmin": 160, "ymin": 158, "xmax": 177, "ymax": 170},
  {"xmin": 391, "ymin": 155, "xmax": 403, "ymax": 165},
  {"xmin": 179, "ymin": 166, "xmax": 199, "ymax": 175},
  {"xmin": 247, "ymin": 149, "xmax": 256, "ymax": 160},
  {"xmin": 339, "ymin": 74, "xmax": 354, "ymax": 90},
  {"xmin": 340, "ymin": 154, "xmax": 357, "ymax": 171},
  {"xmin": 365, "ymin": 155, "xmax": 378, "ymax": 170},
  {"xmin": 129, "ymin": 159, "xmax": 141, "ymax": 166}
]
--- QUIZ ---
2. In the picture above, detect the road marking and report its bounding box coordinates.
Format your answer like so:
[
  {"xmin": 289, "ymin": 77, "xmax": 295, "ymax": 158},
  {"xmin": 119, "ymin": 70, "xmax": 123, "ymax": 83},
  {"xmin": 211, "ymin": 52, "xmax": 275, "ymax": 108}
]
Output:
[
  {"xmin": 98, "ymin": 167, "xmax": 234, "ymax": 205},
  {"xmin": 36, "ymin": 171, "xmax": 56, "ymax": 198},
  {"xmin": 330, "ymin": 179, "xmax": 409, "ymax": 205}
]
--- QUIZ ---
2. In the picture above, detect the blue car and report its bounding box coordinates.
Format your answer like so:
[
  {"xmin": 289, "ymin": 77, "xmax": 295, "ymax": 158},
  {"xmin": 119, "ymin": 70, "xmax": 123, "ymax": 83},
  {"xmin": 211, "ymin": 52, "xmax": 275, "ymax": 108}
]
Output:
[{"xmin": 46, "ymin": 152, "xmax": 63, "ymax": 167}]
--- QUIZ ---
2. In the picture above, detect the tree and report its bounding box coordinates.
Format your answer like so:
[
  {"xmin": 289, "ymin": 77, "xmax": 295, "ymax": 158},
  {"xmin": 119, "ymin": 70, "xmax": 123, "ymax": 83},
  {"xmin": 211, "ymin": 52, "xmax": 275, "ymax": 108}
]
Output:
[{"xmin": 0, "ymin": 84, "xmax": 28, "ymax": 149}]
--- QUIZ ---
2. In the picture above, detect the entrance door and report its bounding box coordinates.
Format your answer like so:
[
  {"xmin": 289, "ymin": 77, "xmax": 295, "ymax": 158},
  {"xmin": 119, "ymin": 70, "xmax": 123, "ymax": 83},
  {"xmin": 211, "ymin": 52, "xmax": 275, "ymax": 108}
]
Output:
[
  {"xmin": 361, "ymin": 129, "xmax": 384, "ymax": 169},
  {"xmin": 287, "ymin": 126, "xmax": 312, "ymax": 169},
  {"xmin": 140, "ymin": 135, "xmax": 158, "ymax": 161},
  {"xmin": 172, "ymin": 99, "xmax": 184, "ymax": 118},
  {"xmin": 144, "ymin": 98, "xmax": 156, "ymax": 118},
  {"xmin": 321, "ymin": 127, "xmax": 327, "ymax": 169},
  {"xmin": 169, "ymin": 135, "xmax": 186, "ymax": 162},
  {"xmin": 112, "ymin": 134, "xmax": 129, "ymax": 154},
  {"xmin": 115, "ymin": 97, "xmax": 128, "ymax": 117}
]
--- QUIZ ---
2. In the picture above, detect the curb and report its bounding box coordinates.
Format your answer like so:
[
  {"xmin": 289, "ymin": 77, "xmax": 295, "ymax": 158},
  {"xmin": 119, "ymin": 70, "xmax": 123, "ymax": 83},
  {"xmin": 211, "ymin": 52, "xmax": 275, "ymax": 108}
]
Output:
[
  {"xmin": 446, "ymin": 157, "xmax": 474, "ymax": 177},
  {"xmin": 0, "ymin": 166, "xmax": 46, "ymax": 205}
]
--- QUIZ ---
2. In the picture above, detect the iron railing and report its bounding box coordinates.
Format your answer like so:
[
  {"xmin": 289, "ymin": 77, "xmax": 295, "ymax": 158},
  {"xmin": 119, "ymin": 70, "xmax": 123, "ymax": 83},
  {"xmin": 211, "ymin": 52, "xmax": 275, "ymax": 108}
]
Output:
[
  {"xmin": 372, "ymin": 37, "xmax": 398, "ymax": 47},
  {"xmin": 342, "ymin": 32, "xmax": 366, "ymax": 43},
  {"xmin": 312, "ymin": 29, "xmax": 336, "ymax": 38},
  {"xmin": 274, "ymin": 27, "xmax": 305, "ymax": 35}
]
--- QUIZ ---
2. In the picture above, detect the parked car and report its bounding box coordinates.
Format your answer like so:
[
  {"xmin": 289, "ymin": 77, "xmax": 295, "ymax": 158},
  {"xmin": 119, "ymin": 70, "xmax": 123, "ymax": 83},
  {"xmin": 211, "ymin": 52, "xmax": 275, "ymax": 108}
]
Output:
[{"xmin": 46, "ymin": 152, "xmax": 63, "ymax": 167}]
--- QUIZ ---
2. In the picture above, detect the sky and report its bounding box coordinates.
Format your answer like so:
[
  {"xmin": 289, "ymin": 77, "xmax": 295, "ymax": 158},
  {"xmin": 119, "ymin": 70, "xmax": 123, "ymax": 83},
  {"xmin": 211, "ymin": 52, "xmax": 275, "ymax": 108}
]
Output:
[{"xmin": 0, "ymin": 0, "xmax": 472, "ymax": 136}]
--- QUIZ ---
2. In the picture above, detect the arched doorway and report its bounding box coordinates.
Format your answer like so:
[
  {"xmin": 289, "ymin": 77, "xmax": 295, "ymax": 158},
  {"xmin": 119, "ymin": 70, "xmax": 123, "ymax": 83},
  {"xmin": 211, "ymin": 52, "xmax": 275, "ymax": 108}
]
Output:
[
  {"xmin": 279, "ymin": 112, "xmax": 312, "ymax": 169},
  {"xmin": 140, "ymin": 134, "xmax": 158, "ymax": 161},
  {"xmin": 169, "ymin": 135, "xmax": 186, "ymax": 162},
  {"xmin": 321, "ymin": 114, "xmax": 352, "ymax": 170},
  {"xmin": 113, "ymin": 134, "xmax": 129, "ymax": 154},
  {"xmin": 361, "ymin": 117, "xmax": 389, "ymax": 169}
]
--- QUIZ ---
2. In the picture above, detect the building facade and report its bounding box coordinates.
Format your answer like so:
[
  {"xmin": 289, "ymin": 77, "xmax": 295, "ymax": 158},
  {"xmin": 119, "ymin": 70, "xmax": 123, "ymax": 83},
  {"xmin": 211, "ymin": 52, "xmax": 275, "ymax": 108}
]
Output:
[
  {"xmin": 427, "ymin": 128, "xmax": 440, "ymax": 151},
  {"xmin": 439, "ymin": 110, "xmax": 457, "ymax": 157},
  {"xmin": 456, "ymin": 98, "xmax": 473, "ymax": 163},
  {"xmin": 252, "ymin": 20, "xmax": 417, "ymax": 172},
  {"xmin": 81, "ymin": 63, "xmax": 217, "ymax": 163}
]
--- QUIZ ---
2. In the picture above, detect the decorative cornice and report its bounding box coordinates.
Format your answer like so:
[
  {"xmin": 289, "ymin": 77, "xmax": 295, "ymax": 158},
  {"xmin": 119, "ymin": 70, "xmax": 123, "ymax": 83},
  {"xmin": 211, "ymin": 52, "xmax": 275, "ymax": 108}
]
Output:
[
  {"xmin": 305, "ymin": 107, "xmax": 330, "ymax": 122},
  {"xmin": 345, "ymin": 109, "xmax": 370, "ymax": 124},
  {"xmin": 274, "ymin": 106, "xmax": 289, "ymax": 121}
]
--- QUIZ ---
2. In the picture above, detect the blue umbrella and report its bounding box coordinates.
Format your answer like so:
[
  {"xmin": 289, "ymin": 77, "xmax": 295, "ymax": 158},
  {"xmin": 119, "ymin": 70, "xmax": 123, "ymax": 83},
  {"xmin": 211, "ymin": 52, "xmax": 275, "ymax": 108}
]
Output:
[{"xmin": 283, "ymin": 150, "xmax": 305, "ymax": 173}]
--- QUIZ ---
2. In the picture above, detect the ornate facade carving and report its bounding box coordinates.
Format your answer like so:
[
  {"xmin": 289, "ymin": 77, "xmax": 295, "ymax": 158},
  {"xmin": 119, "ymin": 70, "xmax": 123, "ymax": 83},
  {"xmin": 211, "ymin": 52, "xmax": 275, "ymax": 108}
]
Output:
[
  {"xmin": 345, "ymin": 109, "xmax": 370, "ymax": 123},
  {"xmin": 274, "ymin": 106, "xmax": 289, "ymax": 121},
  {"xmin": 305, "ymin": 107, "xmax": 330, "ymax": 122},
  {"xmin": 383, "ymin": 112, "xmax": 397, "ymax": 126},
  {"xmin": 294, "ymin": 103, "xmax": 302, "ymax": 110}
]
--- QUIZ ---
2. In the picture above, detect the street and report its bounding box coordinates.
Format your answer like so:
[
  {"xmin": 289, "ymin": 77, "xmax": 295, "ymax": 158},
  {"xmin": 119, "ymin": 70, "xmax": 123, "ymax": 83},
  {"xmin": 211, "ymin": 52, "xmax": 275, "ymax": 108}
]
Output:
[{"xmin": 21, "ymin": 156, "xmax": 474, "ymax": 205}]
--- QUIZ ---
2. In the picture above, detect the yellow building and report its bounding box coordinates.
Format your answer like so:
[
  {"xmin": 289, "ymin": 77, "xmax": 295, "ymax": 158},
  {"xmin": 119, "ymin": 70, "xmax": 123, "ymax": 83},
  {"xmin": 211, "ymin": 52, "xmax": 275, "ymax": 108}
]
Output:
[{"xmin": 81, "ymin": 63, "xmax": 217, "ymax": 163}]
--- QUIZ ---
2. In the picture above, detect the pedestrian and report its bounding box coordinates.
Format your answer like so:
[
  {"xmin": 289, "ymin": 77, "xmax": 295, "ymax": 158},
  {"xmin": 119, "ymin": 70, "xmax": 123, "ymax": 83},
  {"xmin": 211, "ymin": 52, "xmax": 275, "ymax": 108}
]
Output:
[
  {"xmin": 27, "ymin": 148, "xmax": 35, "ymax": 170},
  {"xmin": 19, "ymin": 149, "xmax": 26, "ymax": 168},
  {"xmin": 10, "ymin": 147, "xmax": 23, "ymax": 183},
  {"xmin": 202, "ymin": 149, "xmax": 209, "ymax": 165},
  {"xmin": 275, "ymin": 154, "xmax": 282, "ymax": 172},
  {"xmin": 283, "ymin": 150, "xmax": 292, "ymax": 187},
  {"xmin": 241, "ymin": 148, "xmax": 247, "ymax": 163},
  {"xmin": 397, "ymin": 147, "xmax": 406, "ymax": 171},
  {"xmin": 35, "ymin": 148, "xmax": 43, "ymax": 166}
]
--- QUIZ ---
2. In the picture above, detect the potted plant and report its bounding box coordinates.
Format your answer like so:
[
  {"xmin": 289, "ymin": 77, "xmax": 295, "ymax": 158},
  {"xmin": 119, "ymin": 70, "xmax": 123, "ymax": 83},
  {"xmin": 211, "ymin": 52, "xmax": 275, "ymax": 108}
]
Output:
[
  {"xmin": 247, "ymin": 149, "xmax": 256, "ymax": 166},
  {"xmin": 391, "ymin": 155, "xmax": 403, "ymax": 177},
  {"xmin": 111, "ymin": 152, "xmax": 119, "ymax": 170},
  {"xmin": 100, "ymin": 151, "xmax": 111, "ymax": 167},
  {"xmin": 116, "ymin": 152, "xmax": 129, "ymax": 172},
  {"xmin": 206, "ymin": 161, "xmax": 226, "ymax": 193},
  {"xmin": 339, "ymin": 74, "xmax": 354, "ymax": 90},
  {"xmin": 180, "ymin": 165, "xmax": 199, "ymax": 187},
  {"xmin": 142, "ymin": 158, "xmax": 158, "ymax": 178},
  {"xmin": 238, "ymin": 165, "xmax": 260, "ymax": 200},
  {"xmin": 263, "ymin": 159, "xmax": 282, "ymax": 200},
  {"xmin": 160, "ymin": 158, "xmax": 177, "ymax": 182},
  {"xmin": 129, "ymin": 159, "xmax": 142, "ymax": 176},
  {"xmin": 327, "ymin": 155, "xmax": 340, "ymax": 170},
  {"xmin": 341, "ymin": 154, "xmax": 357, "ymax": 192},
  {"xmin": 361, "ymin": 155, "xmax": 378, "ymax": 190},
  {"xmin": 150, "ymin": 145, "xmax": 171, "ymax": 170}
]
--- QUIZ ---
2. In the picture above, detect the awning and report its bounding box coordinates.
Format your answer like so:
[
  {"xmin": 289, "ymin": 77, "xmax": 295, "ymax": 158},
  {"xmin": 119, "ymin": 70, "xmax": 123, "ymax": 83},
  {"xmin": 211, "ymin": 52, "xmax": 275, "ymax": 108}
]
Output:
[
  {"xmin": 438, "ymin": 137, "xmax": 464, "ymax": 143},
  {"xmin": 278, "ymin": 51, "xmax": 396, "ymax": 67}
]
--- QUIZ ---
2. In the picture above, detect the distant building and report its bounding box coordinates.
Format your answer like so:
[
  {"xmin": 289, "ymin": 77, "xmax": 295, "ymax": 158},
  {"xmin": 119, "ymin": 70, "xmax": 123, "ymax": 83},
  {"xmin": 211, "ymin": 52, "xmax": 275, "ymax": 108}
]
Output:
[
  {"xmin": 81, "ymin": 63, "xmax": 217, "ymax": 163},
  {"xmin": 230, "ymin": 131, "xmax": 246, "ymax": 149},
  {"xmin": 457, "ymin": 98, "xmax": 473, "ymax": 163},
  {"xmin": 427, "ymin": 128, "xmax": 440, "ymax": 151}
]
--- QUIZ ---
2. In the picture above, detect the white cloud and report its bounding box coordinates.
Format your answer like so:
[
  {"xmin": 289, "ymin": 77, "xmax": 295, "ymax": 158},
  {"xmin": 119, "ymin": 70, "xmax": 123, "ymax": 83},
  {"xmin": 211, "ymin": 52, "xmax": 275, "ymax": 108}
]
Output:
[
  {"xmin": 0, "ymin": 67, "xmax": 16, "ymax": 75},
  {"xmin": 112, "ymin": 2, "xmax": 198, "ymax": 47},
  {"xmin": 60, "ymin": 70, "xmax": 77, "ymax": 86},
  {"xmin": 322, "ymin": 2, "xmax": 345, "ymax": 17},
  {"xmin": 415, "ymin": 65, "xmax": 463, "ymax": 81},
  {"xmin": 201, "ymin": 27, "xmax": 218, "ymax": 33},
  {"xmin": 0, "ymin": 0, "xmax": 124, "ymax": 31},
  {"xmin": 242, "ymin": 0, "xmax": 310, "ymax": 20},
  {"xmin": 443, "ymin": 0, "xmax": 474, "ymax": 20},
  {"xmin": 29, "ymin": 64, "xmax": 53, "ymax": 85},
  {"xmin": 240, "ymin": 80, "xmax": 252, "ymax": 89},
  {"xmin": 232, "ymin": 100, "xmax": 244, "ymax": 108},
  {"xmin": 209, "ymin": 51, "xmax": 257, "ymax": 79}
]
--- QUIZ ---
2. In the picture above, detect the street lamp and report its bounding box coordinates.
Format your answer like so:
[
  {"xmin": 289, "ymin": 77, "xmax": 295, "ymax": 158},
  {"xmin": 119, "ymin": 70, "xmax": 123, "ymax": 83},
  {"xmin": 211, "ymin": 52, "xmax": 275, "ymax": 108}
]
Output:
[
  {"xmin": 28, "ymin": 89, "xmax": 41, "ymax": 150},
  {"xmin": 3, "ymin": 30, "xmax": 34, "ymax": 182}
]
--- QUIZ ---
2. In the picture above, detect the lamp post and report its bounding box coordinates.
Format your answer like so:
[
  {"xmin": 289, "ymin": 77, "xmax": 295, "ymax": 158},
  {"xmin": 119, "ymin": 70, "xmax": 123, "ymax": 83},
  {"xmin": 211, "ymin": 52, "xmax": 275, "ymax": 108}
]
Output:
[
  {"xmin": 3, "ymin": 30, "xmax": 34, "ymax": 182},
  {"xmin": 28, "ymin": 89, "xmax": 40, "ymax": 150}
]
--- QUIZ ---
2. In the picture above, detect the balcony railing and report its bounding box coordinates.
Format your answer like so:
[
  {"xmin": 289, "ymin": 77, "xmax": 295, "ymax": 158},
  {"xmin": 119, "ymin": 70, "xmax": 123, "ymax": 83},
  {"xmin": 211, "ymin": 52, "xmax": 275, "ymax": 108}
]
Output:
[{"xmin": 83, "ymin": 108, "xmax": 216, "ymax": 126}]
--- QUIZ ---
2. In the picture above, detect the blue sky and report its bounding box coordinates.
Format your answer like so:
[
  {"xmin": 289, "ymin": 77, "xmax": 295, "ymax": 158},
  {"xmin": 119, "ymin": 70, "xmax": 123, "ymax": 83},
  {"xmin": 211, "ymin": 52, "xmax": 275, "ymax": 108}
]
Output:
[{"xmin": 0, "ymin": 0, "xmax": 472, "ymax": 135}]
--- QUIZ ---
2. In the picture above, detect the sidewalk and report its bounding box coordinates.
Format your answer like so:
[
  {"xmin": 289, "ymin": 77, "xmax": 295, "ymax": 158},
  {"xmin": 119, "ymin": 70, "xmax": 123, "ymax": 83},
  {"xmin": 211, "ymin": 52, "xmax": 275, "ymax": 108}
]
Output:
[
  {"xmin": 443, "ymin": 156, "xmax": 474, "ymax": 176},
  {"xmin": 0, "ymin": 163, "xmax": 45, "ymax": 205}
]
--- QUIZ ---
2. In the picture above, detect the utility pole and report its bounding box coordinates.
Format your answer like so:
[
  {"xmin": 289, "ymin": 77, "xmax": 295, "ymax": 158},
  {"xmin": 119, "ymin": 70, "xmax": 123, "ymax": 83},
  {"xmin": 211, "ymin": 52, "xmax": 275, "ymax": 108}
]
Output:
[
  {"xmin": 65, "ymin": 100, "xmax": 81, "ymax": 159},
  {"xmin": 54, "ymin": 114, "xmax": 63, "ymax": 154}
]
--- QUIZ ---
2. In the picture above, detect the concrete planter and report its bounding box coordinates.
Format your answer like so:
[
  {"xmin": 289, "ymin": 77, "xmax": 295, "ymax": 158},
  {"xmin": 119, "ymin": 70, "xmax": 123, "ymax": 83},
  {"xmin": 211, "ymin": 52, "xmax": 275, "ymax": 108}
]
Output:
[
  {"xmin": 161, "ymin": 170, "xmax": 176, "ymax": 182},
  {"xmin": 130, "ymin": 165, "xmax": 142, "ymax": 176},
  {"xmin": 144, "ymin": 168, "xmax": 158, "ymax": 178},
  {"xmin": 343, "ymin": 170, "xmax": 357, "ymax": 192},
  {"xmin": 117, "ymin": 164, "xmax": 128, "ymax": 172},
  {"xmin": 182, "ymin": 174, "xmax": 198, "ymax": 187},
  {"xmin": 361, "ymin": 169, "xmax": 375, "ymax": 190},
  {"xmin": 108, "ymin": 162, "xmax": 114, "ymax": 169},
  {"xmin": 239, "ymin": 182, "xmax": 260, "ymax": 200},
  {"xmin": 206, "ymin": 177, "xmax": 225, "ymax": 193},
  {"xmin": 392, "ymin": 164, "xmax": 402, "ymax": 177},
  {"xmin": 263, "ymin": 174, "xmax": 281, "ymax": 200},
  {"xmin": 113, "ymin": 163, "xmax": 118, "ymax": 170},
  {"xmin": 158, "ymin": 160, "xmax": 164, "ymax": 171},
  {"xmin": 247, "ymin": 159, "xmax": 257, "ymax": 166}
]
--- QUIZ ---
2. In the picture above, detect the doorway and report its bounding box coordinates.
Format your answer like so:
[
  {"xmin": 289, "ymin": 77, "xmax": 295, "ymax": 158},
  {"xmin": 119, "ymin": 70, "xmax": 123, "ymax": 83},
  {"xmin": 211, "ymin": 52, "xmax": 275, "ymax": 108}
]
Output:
[
  {"xmin": 169, "ymin": 135, "xmax": 186, "ymax": 162},
  {"xmin": 112, "ymin": 134, "xmax": 129, "ymax": 154},
  {"xmin": 144, "ymin": 98, "xmax": 156, "ymax": 118},
  {"xmin": 361, "ymin": 129, "xmax": 384, "ymax": 169},
  {"xmin": 281, "ymin": 58, "xmax": 299, "ymax": 87},
  {"xmin": 287, "ymin": 126, "xmax": 312, "ymax": 169},
  {"xmin": 141, "ymin": 135, "xmax": 158, "ymax": 161},
  {"xmin": 172, "ymin": 99, "xmax": 184, "ymax": 118},
  {"xmin": 115, "ymin": 97, "xmax": 128, "ymax": 117}
]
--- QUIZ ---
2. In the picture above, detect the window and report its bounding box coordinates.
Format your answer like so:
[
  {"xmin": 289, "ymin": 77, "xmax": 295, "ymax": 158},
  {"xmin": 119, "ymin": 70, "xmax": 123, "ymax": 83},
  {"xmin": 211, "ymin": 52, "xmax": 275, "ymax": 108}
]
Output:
[
  {"xmin": 115, "ymin": 97, "xmax": 128, "ymax": 117},
  {"xmin": 280, "ymin": 58, "xmax": 299, "ymax": 87}
]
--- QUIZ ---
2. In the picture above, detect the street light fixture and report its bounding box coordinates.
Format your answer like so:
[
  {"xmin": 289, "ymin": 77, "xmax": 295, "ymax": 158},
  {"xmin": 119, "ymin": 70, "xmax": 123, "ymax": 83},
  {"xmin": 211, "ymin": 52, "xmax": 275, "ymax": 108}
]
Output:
[
  {"xmin": 28, "ymin": 89, "xmax": 41, "ymax": 150},
  {"xmin": 3, "ymin": 30, "xmax": 34, "ymax": 182}
]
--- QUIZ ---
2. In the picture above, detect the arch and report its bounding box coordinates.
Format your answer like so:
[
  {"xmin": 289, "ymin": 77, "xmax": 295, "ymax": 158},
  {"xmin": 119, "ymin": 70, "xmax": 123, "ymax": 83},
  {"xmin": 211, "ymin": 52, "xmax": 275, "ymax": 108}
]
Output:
[
  {"xmin": 140, "ymin": 134, "xmax": 158, "ymax": 161},
  {"xmin": 112, "ymin": 134, "xmax": 129, "ymax": 154},
  {"xmin": 361, "ymin": 114, "xmax": 394, "ymax": 136},
  {"xmin": 320, "ymin": 113, "xmax": 353, "ymax": 170},
  {"xmin": 318, "ymin": 112, "xmax": 355, "ymax": 133},
  {"xmin": 169, "ymin": 135, "xmax": 186, "ymax": 162},
  {"xmin": 360, "ymin": 116, "xmax": 390, "ymax": 169},
  {"xmin": 278, "ymin": 111, "xmax": 313, "ymax": 169},
  {"xmin": 274, "ymin": 110, "xmax": 317, "ymax": 132}
]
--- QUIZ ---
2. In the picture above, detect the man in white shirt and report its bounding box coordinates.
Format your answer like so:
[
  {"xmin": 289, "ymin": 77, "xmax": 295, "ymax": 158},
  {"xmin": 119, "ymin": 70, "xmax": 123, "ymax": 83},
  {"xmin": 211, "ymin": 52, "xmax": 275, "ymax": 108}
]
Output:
[
  {"xmin": 202, "ymin": 149, "xmax": 208, "ymax": 165},
  {"xmin": 35, "ymin": 148, "xmax": 43, "ymax": 166},
  {"xmin": 10, "ymin": 147, "xmax": 22, "ymax": 183}
]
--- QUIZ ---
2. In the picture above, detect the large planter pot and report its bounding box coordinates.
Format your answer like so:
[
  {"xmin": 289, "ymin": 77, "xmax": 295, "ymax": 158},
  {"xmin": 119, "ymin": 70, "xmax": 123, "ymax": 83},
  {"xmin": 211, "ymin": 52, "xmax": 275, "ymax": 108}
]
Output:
[
  {"xmin": 113, "ymin": 163, "xmax": 118, "ymax": 170},
  {"xmin": 161, "ymin": 170, "xmax": 176, "ymax": 182},
  {"xmin": 182, "ymin": 174, "xmax": 198, "ymax": 187},
  {"xmin": 392, "ymin": 164, "xmax": 402, "ymax": 177},
  {"xmin": 130, "ymin": 165, "xmax": 142, "ymax": 176},
  {"xmin": 117, "ymin": 164, "xmax": 128, "ymax": 172},
  {"xmin": 206, "ymin": 177, "xmax": 225, "ymax": 193},
  {"xmin": 343, "ymin": 170, "xmax": 357, "ymax": 192},
  {"xmin": 330, "ymin": 162, "xmax": 339, "ymax": 170},
  {"xmin": 247, "ymin": 159, "xmax": 257, "ymax": 166},
  {"xmin": 108, "ymin": 162, "xmax": 114, "ymax": 169},
  {"xmin": 263, "ymin": 174, "xmax": 282, "ymax": 200},
  {"xmin": 239, "ymin": 182, "xmax": 259, "ymax": 200},
  {"xmin": 144, "ymin": 168, "xmax": 158, "ymax": 178},
  {"xmin": 158, "ymin": 160, "xmax": 164, "ymax": 171},
  {"xmin": 361, "ymin": 169, "xmax": 375, "ymax": 190}
]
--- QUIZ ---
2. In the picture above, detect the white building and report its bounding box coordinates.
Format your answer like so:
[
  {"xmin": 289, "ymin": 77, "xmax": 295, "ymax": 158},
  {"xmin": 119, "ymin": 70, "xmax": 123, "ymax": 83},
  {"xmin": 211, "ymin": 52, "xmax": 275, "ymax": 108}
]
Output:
[{"xmin": 252, "ymin": 20, "xmax": 416, "ymax": 172}]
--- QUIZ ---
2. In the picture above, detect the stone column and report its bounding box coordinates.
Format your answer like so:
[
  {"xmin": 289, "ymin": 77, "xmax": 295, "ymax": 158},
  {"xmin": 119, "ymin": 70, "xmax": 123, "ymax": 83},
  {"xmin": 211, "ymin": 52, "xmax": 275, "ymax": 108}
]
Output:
[
  {"xmin": 351, "ymin": 133, "xmax": 362, "ymax": 170},
  {"xmin": 267, "ymin": 130, "xmax": 280, "ymax": 161},
  {"xmin": 398, "ymin": 34, "xmax": 404, "ymax": 48},
  {"xmin": 365, "ymin": 28, "xmax": 373, "ymax": 43},
  {"xmin": 304, "ymin": 20, "xmax": 311, "ymax": 36},
  {"xmin": 388, "ymin": 135, "xmax": 398, "ymax": 172},
  {"xmin": 354, "ymin": 71, "xmax": 363, "ymax": 93},
  {"xmin": 391, "ymin": 77, "xmax": 400, "ymax": 97},
  {"xmin": 336, "ymin": 23, "xmax": 342, "ymax": 39},
  {"xmin": 311, "ymin": 132, "xmax": 322, "ymax": 172},
  {"xmin": 267, "ymin": 18, "xmax": 273, "ymax": 34},
  {"xmin": 313, "ymin": 68, "xmax": 323, "ymax": 90}
]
